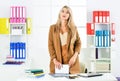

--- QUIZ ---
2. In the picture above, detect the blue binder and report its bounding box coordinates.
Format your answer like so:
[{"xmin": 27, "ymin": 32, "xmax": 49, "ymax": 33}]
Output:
[
  {"xmin": 103, "ymin": 30, "xmax": 110, "ymax": 47},
  {"xmin": 95, "ymin": 31, "xmax": 99, "ymax": 47},
  {"xmin": 22, "ymin": 43, "xmax": 26, "ymax": 59}
]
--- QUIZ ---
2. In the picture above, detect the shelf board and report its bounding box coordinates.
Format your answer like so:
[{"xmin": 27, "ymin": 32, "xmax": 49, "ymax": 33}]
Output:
[
  {"xmin": 94, "ymin": 23, "xmax": 111, "ymax": 25},
  {"xmin": 10, "ymin": 23, "xmax": 26, "ymax": 25},
  {"xmin": 90, "ymin": 59, "xmax": 111, "ymax": 63},
  {"xmin": 96, "ymin": 70, "xmax": 111, "ymax": 73}
]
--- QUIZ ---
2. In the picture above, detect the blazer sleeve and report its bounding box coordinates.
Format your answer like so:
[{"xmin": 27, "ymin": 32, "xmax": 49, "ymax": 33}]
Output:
[
  {"xmin": 74, "ymin": 28, "xmax": 81, "ymax": 54},
  {"xmin": 48, "ymin": 25, "xmax": 56, "ymax": 61}
]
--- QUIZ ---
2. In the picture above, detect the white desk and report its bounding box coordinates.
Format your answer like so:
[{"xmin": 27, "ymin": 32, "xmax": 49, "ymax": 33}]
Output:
[{"xmin": 17, "ymin": 73, "xmax": 117, "ymax": 81}]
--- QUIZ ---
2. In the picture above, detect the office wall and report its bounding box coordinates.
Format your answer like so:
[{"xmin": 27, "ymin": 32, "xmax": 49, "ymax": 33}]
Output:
[{"xmin": 87, "ymin": 0, "xmax": 120, "ymax": 77}]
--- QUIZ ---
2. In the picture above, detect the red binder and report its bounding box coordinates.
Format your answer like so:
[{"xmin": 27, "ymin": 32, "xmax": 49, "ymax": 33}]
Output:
[
  {"xmin": 98, "ymin": 11, "xmax": 103, "ymax": 23},
  {"xmin": 93, "ymin": 11, "xmax": 99, "ymax": 23},
  {"xmin": 106, "ymin": 11, "xmax": 110, "ymax": 23},
  {"xmin": 111, "ymin": 23, "xmax": 115, "ymax": 35},
  {"xmin": 102, "ymin": 11, "xmax": 106, "ymax": 23},
  {"xmin": 87, "ymin": 23, "xmax": 94, "ymax": 35}
]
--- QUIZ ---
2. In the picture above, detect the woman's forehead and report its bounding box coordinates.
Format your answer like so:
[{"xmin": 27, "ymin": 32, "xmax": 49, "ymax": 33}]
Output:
[{"xmin": 62, "ymin": 8, "xmax": 69, "ymax": 12}]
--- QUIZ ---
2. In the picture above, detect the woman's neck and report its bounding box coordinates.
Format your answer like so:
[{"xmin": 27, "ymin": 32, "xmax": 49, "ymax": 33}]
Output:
[
  {"xmin": 60, "ymin": 21, "xmax": 68, "ymax": 34},
  {"xmin": 61, "ymin": 20, "xmax": 67, "ymax": 28}
]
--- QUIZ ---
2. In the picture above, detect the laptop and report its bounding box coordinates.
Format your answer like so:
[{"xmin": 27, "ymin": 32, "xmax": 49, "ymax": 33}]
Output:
[{"xmin": 78, "ymin": 73, "xmax": 103, "ymax": 77}]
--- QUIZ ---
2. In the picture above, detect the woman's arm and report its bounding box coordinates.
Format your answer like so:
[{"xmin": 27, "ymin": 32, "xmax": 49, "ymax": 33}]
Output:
[
  {"xmin": 74, "ymin": 29, "xmax": 81, "ymax": 54},
  {"xmin": 69, "ymin": 28, "xmax": 81, "ymax": 67},
  {"xmin": 48, "ymin": 26, "xmax": 56, "ymax": 61},
  {"xmin": 48, "ymin": 25, "xmax": 62, "ymax": 69},
  {"xmin": 69, "ymin": 52, "xmax": 78, "ymax": 67}
]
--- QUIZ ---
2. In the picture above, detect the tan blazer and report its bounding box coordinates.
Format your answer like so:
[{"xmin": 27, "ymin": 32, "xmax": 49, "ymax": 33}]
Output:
[{"xmin": 48, "ymin": 24, "xmax": 81, "ymax": 74}]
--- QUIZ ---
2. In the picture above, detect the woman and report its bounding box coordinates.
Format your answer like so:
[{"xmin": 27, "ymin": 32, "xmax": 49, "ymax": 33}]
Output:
[{"xmin": 48, "ymin": 5, "xmax": 81, "ymax": 74}]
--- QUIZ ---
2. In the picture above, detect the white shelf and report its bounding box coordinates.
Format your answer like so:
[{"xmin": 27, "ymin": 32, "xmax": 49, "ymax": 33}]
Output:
[{"xmin": 87, "ymin": 12, "xmax": 112, "ymax": 73}]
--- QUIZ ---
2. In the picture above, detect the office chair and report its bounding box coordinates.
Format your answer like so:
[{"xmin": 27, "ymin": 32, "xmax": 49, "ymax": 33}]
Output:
[{"xmin": 80, "ymin": 62, "xmax": 87, "ymax": 73}]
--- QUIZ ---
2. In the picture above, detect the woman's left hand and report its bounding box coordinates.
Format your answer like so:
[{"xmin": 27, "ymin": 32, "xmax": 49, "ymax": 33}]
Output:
[{"xmin": 69, "ymin": 52, "xmax": 78, "ymax": 67}]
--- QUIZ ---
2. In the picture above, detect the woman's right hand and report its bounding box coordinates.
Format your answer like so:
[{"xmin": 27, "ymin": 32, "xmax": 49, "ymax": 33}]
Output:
[{"xmin": 53, "ymin": 58, "xmax": 62, "ymax": 69}]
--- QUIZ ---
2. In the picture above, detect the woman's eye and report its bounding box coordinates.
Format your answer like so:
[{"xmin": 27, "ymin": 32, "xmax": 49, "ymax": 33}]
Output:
[
  {"xmin": 66, "ymin": 11, "xmax": 69, "ymax": 14},
  {"xmin": 61, "ymin": 10, "xmax": 64, "ymax": 13}
]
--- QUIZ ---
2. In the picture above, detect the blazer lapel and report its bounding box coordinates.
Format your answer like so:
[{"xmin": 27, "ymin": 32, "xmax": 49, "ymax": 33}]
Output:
[{"xmin": 56, "ymin": 29, "xmax": 62, "ymax": 62}]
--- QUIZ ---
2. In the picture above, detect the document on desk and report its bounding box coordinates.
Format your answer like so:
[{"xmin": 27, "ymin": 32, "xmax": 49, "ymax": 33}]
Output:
[{"xmin": 55, "ymin": 64, "xmax": 69, "ymax": 74}]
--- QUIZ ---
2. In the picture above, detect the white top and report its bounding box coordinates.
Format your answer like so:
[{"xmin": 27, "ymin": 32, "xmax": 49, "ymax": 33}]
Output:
[{"xmin": 60, "ymin": 32, "xmax": 68, "ymax": 46}]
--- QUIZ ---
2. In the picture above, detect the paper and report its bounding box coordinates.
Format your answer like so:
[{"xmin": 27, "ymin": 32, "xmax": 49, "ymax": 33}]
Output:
[{"xmin": 55, "ymin": 64, "xmax": 69, "ymax": 74}]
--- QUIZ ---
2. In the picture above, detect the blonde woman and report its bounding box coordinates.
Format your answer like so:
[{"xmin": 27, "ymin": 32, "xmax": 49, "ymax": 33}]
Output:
[{"xmin": 48, "ymin": 5, "xmax": 81, "ymax": 74}]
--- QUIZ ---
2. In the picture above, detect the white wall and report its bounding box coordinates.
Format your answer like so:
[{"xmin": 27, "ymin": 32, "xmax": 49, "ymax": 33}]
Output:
[{"xmin": 87, "ymin": 0, "xmax": 120, "ymax": 77}]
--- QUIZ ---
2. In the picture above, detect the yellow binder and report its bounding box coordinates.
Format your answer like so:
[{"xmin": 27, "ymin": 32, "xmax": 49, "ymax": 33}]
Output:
[
  {"xmin": 0, "ymin": 18, "xmax": 9, "ymax": 34},
  {"xmin": 26, "ymin": 18, "xmax": 32, "ymax": 34}
]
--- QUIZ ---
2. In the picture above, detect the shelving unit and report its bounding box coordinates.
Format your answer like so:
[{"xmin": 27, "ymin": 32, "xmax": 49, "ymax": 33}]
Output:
[
  {"xmin": 0, "ymin": 6, "xmax": 32, "ymax": 65},
  {"xmin": 86, "ymin": 10, "xmax": 115, "ymax": 73}
]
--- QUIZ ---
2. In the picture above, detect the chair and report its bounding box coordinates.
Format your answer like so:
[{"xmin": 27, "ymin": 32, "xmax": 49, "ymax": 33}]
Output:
[{"xmin": 80, "ymin": 62, "xmax": 87, "ymax": 73}]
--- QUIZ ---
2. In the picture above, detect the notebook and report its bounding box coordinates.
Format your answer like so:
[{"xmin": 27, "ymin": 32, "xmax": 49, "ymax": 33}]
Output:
[
  {"xmin": 51, "ymin": 73, "xmax": 69, "ymax": 77},
  {"xmin": 55, "ymin": 64, "xmax": 69, "ymax": 73},
  {"xmin": 51, "ymin": 64, "xmax": 69, "ymax": 77},
  {"xmin": 78, "ymin": 73, "xmax": 103, "ymax": 77}
]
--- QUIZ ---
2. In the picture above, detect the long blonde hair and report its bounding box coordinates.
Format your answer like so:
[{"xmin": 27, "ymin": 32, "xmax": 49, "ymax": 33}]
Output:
[{"xmin": 56, "ymin": 5, "xmax": 76, "ymax": 37}]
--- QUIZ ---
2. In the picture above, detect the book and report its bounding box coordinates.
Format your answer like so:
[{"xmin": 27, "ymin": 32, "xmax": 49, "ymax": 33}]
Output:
[
  {"xmin": 25, "ymin": 69, "xmax": 44, "ymax": 73},
  {"xmin": 27, "ymin": 72, "xmax": 45, "ymax": 78}
]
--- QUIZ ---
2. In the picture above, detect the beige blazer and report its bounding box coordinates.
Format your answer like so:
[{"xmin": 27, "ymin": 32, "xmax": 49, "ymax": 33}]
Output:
[{"xmin": 48, "ymin": 24, "xmax": 81, "ymax": 74}]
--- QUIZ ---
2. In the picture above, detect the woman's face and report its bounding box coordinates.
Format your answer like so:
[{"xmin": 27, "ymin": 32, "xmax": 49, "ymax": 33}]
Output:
[{"xmin": 60, "ymin": 8, "xmax": 70, "ymax": 21}]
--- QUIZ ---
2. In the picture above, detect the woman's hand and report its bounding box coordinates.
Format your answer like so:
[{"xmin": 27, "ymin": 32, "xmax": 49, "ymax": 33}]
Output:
[
  {"xmin": 69, "ymin": 52, "xmax": 78, "ymax": 67},
  {"xmin": 53, "ymin": 58, "xmax": 62, "ymax": 69}
]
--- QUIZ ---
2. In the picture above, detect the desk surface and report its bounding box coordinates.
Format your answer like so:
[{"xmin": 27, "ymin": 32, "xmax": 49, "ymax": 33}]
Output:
[{"xmin": 17, "ymin": 73, "xmax": 117, "ymax": 81}]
